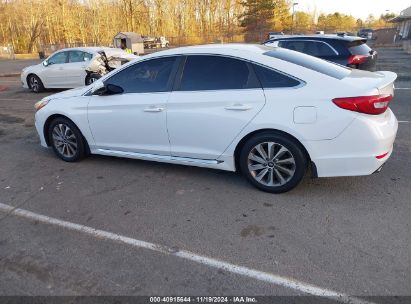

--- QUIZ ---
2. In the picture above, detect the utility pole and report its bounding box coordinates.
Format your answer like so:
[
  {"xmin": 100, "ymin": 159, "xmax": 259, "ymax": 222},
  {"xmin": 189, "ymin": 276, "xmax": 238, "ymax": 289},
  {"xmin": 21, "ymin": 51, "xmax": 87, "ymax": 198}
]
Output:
[{"xmin": 292, "ymin": 2, "xmax": 298, "ymax": 35}]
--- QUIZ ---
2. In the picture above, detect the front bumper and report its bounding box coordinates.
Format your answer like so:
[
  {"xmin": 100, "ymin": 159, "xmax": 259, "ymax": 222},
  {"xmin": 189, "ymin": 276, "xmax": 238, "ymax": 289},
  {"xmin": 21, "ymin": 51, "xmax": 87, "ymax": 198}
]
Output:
[
  {"xmin": 35, "ymin": 111, "xmax": 48, "ymax": 148},
  {"xmin": 21, "ymin": 71, "xmax": 29, "ymax": 88}
]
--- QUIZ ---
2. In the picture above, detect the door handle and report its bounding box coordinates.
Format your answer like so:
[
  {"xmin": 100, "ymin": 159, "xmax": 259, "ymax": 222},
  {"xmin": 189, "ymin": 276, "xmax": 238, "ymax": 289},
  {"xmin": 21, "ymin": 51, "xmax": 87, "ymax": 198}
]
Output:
[
  {"xmin": 144, "ymin": 106, "xmax": 164, "ymax": 112},
  {"xmin": 224, "ymin": 104, "xmax": 253, "ymax": 111}
]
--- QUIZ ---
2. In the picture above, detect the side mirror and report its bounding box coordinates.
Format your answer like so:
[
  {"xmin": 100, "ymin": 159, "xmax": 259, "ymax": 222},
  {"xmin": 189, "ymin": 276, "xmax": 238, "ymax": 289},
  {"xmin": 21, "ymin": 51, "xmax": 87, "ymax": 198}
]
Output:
[
  {"xmin": 43, "ymin": 60, "xmax": 48, "ymax": 67},
  {"xmin": 91, "ymin": 81, "xmax": 123, "ymax": 96},
  {"xmin": 106, "ymin": 84, "xmax": 124, "ymax": 95}
]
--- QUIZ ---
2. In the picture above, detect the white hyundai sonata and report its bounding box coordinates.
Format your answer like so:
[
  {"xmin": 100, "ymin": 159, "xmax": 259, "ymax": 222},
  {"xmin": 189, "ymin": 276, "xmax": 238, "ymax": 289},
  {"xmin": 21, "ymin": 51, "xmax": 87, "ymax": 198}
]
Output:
[
  {"xmin": 21, "ymin": 47, "xmax": 137, "ymax": 92},
  {"xmin": 34, "ymin": 44, "xmax": 398, "ymax": 193}
]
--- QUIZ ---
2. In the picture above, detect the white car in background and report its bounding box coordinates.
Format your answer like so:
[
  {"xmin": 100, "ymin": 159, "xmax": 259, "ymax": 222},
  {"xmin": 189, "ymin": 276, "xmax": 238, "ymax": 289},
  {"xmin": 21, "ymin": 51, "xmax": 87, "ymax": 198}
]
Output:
[
  {"xmin": 33, "ymin": 44, "xmax": 398, "ymax": 193},
  {"xmin": 21, "ymin": 47, "xmax": 137, "ymax": 93}
]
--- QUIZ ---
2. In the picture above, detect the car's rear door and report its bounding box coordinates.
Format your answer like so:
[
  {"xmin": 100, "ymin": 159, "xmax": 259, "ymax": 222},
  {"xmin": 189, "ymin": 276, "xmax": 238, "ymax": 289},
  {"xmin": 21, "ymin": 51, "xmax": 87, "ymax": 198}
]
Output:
[
  {"xmin": 167, "ymin": 55, "xmax": 266, "ymax": 160},
  {"xmin": 87, "ymin": 56, "xmax": 180, "ymax": 155},
  {"xmin": 65, "ymin": 50, "xmax": 89, "ymax": 87}
]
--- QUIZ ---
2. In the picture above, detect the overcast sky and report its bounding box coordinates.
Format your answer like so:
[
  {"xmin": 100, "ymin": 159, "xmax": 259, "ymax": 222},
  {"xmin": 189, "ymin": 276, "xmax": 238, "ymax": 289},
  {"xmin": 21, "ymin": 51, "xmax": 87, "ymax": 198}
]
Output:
[{"xmin": 295, "ymin": 0, "xmax": 411, "ymax": 20}]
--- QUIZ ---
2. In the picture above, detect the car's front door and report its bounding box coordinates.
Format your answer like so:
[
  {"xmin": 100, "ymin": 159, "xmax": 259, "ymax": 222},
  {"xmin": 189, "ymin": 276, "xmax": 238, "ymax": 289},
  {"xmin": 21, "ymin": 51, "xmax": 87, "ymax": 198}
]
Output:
[
  {"xmin": 167, "ymin": 55, "xmax": 266, "ymax": 160},
  {"xmin": 42, "ymin": 51, "xmax": 68, "ymax": 87},
  {"xmin": 87, "ymin": 56, "xmax": 180, "ymax": 155}
]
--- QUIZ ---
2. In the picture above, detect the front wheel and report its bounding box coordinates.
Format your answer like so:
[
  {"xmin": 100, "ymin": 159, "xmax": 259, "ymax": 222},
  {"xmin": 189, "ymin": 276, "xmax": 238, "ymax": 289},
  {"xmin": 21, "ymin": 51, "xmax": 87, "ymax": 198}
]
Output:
[
  {"xmin": 48, "ymin": 117, "xmax": 87, "ymax": 162},
  {"xmin": 239, "ymin": 133, "xmax": 308, "ymax": 193},
  {"xmin": 28, "ymin": 74, "xmax": 44, "ymax": 93}
]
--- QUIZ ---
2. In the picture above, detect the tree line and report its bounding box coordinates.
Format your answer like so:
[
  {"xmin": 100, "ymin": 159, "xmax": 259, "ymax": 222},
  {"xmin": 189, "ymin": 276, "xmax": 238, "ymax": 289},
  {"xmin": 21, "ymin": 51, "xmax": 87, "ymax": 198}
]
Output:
[{"xmin": 0, "ymin": 0, "xmax": 396, "ymax": 53}]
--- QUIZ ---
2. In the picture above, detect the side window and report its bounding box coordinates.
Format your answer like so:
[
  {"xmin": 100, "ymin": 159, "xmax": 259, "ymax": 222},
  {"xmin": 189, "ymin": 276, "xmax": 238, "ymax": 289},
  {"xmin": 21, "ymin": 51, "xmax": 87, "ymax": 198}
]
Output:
[
  {"xmin": 316, "ymin": 42, "xmax": 336, "ymax": 56},
  {"xmin": 277, "ymin": 41, "xmax": 286, "ymax": 48},
  {"xmin": 48, "ymin": 52, "xmax": 67, "ymax": 65},
  {"xmin": 282, "ymin": 41, "xmax": 306, "ymax": 53},
  {"xmin": 304, "ymin": 41, "xmax": 336, "ymax": 57},
  {"xmin": 105, "ymin": 57, "xmax": 177, "ymax": 93},
  {"xmin": 253, "ymin": 64, "xmax": 300, "ymax": 88},
  {"xmin": 68, "ymin": 51, "xmax": 85, "ymax": 63},
  {"xmin": 179, "ymin": 55, "xmax": 259, "ymax": 91},
  {"xmin": 84, "ymin": 52, "xmax": 93, "ymax": 61}
]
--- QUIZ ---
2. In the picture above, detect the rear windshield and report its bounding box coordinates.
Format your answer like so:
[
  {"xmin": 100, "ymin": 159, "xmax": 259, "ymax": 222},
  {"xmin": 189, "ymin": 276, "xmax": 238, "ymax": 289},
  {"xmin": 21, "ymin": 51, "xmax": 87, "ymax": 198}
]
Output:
[
  {"xmin": 263, "ymin": 48, "xmax": 351, "ymax": 80},
  {"xmin": 347, "ymin": 40, "xmax": 372, "ymax": 55}
]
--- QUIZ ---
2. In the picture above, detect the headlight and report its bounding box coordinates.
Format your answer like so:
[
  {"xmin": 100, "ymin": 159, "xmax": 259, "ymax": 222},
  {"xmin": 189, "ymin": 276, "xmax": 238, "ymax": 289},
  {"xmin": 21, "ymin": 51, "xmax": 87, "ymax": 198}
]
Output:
[{"xmin": 34, "ymin": 99, "xmax": 49, "ymax": 112}]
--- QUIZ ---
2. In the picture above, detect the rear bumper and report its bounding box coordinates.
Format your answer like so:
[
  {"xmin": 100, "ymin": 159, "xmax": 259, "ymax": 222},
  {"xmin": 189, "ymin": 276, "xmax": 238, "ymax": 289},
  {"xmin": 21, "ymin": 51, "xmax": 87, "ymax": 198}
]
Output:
[{"xmin": 307, "ymin": 109, "xmax": 398, "ymax": 177}]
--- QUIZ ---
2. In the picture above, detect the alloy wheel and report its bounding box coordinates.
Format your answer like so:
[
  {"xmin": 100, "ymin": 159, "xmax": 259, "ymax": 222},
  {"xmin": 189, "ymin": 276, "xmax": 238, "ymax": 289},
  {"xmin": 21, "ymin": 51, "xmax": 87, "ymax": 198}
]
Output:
[
  {"xmin": 247, "ymin": 142, "xmax": 296, "ymax": 186},
  {"xmin": 30, "ymin": 76, "xmax": 39, "ymax": 92},
  {"xmin": 52, "ymin": 123, "xmax": 78, "ymax": 158}
]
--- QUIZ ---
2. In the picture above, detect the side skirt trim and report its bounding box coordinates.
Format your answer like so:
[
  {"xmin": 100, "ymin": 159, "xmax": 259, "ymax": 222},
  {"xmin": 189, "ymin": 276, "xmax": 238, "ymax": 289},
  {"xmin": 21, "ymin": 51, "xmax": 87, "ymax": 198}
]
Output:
[{"xmin": 96, "ymin": 148, "xmax": 223, "ymax": 165}]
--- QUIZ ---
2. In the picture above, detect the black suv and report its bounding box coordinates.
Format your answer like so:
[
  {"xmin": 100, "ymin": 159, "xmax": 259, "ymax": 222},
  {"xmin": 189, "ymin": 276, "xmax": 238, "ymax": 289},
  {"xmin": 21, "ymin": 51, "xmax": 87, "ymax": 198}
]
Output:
[{"xmin": 263, "ymin": 35, "xmax": 377, "ymax": 71}]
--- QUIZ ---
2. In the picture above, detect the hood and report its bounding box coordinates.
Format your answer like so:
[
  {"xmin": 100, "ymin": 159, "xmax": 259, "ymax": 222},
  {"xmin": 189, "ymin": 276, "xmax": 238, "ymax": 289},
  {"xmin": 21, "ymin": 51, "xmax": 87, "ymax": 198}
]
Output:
[
  {"xmin": 22, "ymin": 62, "xmax": 44, "ymax": 73},
  {"xmin": 44, "ymin": 86, "xmax": 90, "ymax": 101}
]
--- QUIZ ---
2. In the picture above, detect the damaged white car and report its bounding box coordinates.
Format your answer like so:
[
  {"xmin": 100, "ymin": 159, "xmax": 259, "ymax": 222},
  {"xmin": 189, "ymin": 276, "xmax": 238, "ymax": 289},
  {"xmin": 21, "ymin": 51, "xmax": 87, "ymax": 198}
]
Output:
[{"xmin": 21, "ymin": 47, "xmax": 138, "ymax": 92}]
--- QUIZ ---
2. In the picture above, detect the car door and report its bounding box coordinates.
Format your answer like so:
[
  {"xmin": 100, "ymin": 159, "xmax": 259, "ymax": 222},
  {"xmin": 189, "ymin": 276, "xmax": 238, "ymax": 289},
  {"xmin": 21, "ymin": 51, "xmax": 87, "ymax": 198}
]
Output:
[
  {"xmin": 65, "ymin": 50, "xmax": 89, "ymax": 87},
  {"xmin": 167, "ymin": 55, "xmax": 266, "ymax": 160},
  {"xmin": 42, "ymin": 51, "xmax": 68, "ymax": 87},
  {"xmin": 87, "ymin": 56, "xmax": 180, "ymax": 155}
]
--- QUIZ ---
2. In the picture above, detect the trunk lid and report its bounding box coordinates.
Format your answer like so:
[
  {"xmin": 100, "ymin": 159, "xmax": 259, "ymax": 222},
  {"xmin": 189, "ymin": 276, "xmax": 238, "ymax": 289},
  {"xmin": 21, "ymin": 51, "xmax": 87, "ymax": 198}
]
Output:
[{"xmin": 340, "ymin": 69, "xmax": 397, "ymax": 95}]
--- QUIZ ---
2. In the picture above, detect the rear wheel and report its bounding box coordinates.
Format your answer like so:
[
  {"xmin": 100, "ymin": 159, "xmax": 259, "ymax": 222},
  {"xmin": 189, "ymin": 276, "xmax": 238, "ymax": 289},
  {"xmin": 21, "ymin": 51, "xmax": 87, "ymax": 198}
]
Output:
[
  {"xmin": 239, "ymin": 132, "xmax": 308, "ymax": 193},
  {"xmin": 28, "ymin": 74, "xmax": 44, "ymax": 93},
  {"xmin": 48, "ymin": 117, "xmax": 87, "ymax": 162}
]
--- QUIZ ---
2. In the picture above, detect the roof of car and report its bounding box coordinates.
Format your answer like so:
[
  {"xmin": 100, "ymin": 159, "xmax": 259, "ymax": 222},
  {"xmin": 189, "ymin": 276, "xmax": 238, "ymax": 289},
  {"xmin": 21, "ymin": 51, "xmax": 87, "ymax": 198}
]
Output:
[
  {"xmin": 148, "ymin": 44, "xmax": 272, "ymax": 56},
  {"xmin": 56, "ymin": 46, "xmax": 116, "ymax": 53},
  {"xmin": 267, "ymin": 34, "xmax": 365, "ymax": 42}
]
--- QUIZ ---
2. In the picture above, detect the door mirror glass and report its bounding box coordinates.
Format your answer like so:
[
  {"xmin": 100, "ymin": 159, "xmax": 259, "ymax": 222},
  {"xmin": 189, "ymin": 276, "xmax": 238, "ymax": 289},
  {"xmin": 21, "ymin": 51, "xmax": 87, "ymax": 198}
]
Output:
[
  {"xmin": 92, "ymin": 81, "xmax": 123, "ymax": 96},
  {"xmin": 106, "ymin": 84, "xmax": 124, "ymax": 95}
]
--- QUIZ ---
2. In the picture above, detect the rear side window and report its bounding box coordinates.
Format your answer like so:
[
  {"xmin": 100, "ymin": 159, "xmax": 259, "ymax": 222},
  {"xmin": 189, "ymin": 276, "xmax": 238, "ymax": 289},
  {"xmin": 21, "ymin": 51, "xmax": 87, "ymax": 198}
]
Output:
[
  {"xmin": 264, "ymin": 48, "xmax": 351, "ymax": 80},
  {"xmin": 279, "ymin": 40, "xmax": 305, "ymax": 52},
  {"xmin": 252, "ymin": 64, "xmax": 300, "ymax": 88},
  {"xmin": 106, "ymin": 57, "xmax": 177, "ymax": 93},
  {"xmin": 280, "ymin": 40, "xmax": 336, "ymax": 57},
  {"xmin": 305, "ymin": 41, "xmax": 336, "ymax": 57},
  {"xmin": 68, "ymin": 51, "xmax": 85, "ymax": 63},
  {"xmin": 84, "ymin": 52, "xmax": 93, "ymax": 61},
  {"xmin": 347, "ymin": 40, "xmax": 372, "ymax": 55},
  {"xmin": 179, "ymin": 55, "xmax": 259, "ymax": 91}
]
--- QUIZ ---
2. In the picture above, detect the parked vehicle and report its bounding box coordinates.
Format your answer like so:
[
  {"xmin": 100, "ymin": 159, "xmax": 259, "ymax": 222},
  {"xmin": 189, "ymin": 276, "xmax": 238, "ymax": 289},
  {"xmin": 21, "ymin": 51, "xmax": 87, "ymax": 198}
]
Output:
[
  {"xmin": 34, "ymin": 44, "xmax": 397, "ymax": 193},
  {"xmin": 143, "ymin": 36, "xmax": 170, "ymax": 49},
  {"xmin": 21, "ymin": 47, "xmax": 137, "ymax": 93},
  {"xmin": 358, "ymin": 28, "xmax": 374, "ymax": 39},
  {"xmin": 264, "ymin": 35, "xmax": 377, "ymax": 71},
  {"xmin": 267, "ymin": 32, "xmax": 285, "ymax": 40}
]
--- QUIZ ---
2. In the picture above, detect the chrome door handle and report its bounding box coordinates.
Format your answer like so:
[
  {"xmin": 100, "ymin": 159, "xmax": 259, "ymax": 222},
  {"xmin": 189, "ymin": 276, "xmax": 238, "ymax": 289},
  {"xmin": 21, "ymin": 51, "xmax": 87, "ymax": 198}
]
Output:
[
  {"xmin": 144, "ymin": 106, "xmax": 164, "ymax": 112},
  {"xmin": 224, "ymin": 104, "xmax": 253, "ymax": 111}
]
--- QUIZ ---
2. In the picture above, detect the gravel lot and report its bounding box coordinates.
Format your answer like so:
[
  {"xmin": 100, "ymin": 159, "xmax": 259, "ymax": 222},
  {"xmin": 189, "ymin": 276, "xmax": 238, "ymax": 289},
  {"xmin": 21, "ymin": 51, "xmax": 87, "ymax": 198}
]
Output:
[{"xmin": 0, "ymin": 47, "xmax": 410, "ymax": 301}]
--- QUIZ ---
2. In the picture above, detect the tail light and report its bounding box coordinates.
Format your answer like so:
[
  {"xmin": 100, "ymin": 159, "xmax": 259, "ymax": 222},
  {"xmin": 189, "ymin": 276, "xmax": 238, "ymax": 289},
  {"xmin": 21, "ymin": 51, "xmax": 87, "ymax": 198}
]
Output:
[
  {"xmin": 332, "ymin": 94, "xmax": 393, "ymax": 115},
  {"xmin": 348, "ymin": 55, "xmax": 368, "ymax": 65}
]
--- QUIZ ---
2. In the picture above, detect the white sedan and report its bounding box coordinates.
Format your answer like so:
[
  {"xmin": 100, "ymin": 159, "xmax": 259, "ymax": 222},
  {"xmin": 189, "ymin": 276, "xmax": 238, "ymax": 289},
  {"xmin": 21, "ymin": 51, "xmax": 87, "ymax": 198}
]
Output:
[
  {"xmin": 33, "ymin": 44, "xmax": 398, "ymax": 193},
  {"xmin": 21, "ymin": 47, "xmax": 137, "ymax": 92}
]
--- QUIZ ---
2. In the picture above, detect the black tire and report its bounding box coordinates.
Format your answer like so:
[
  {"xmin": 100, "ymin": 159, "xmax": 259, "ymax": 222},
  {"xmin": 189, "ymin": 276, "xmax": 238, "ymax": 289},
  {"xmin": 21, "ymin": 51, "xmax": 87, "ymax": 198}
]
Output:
[
  {"xmin": 239, "ymin": 132, "xmax": 308, "ymax": 193},
  {"xmin": 85, "ymin": 73, "xmax": 101, "ymax": 86},
  {"xmin": 28, "ymin": 74, "xmax": 44, "ymax": 93},
  {"xmin": 48, "ymin": 117, "xmax": 87, "ymax": 162}
]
